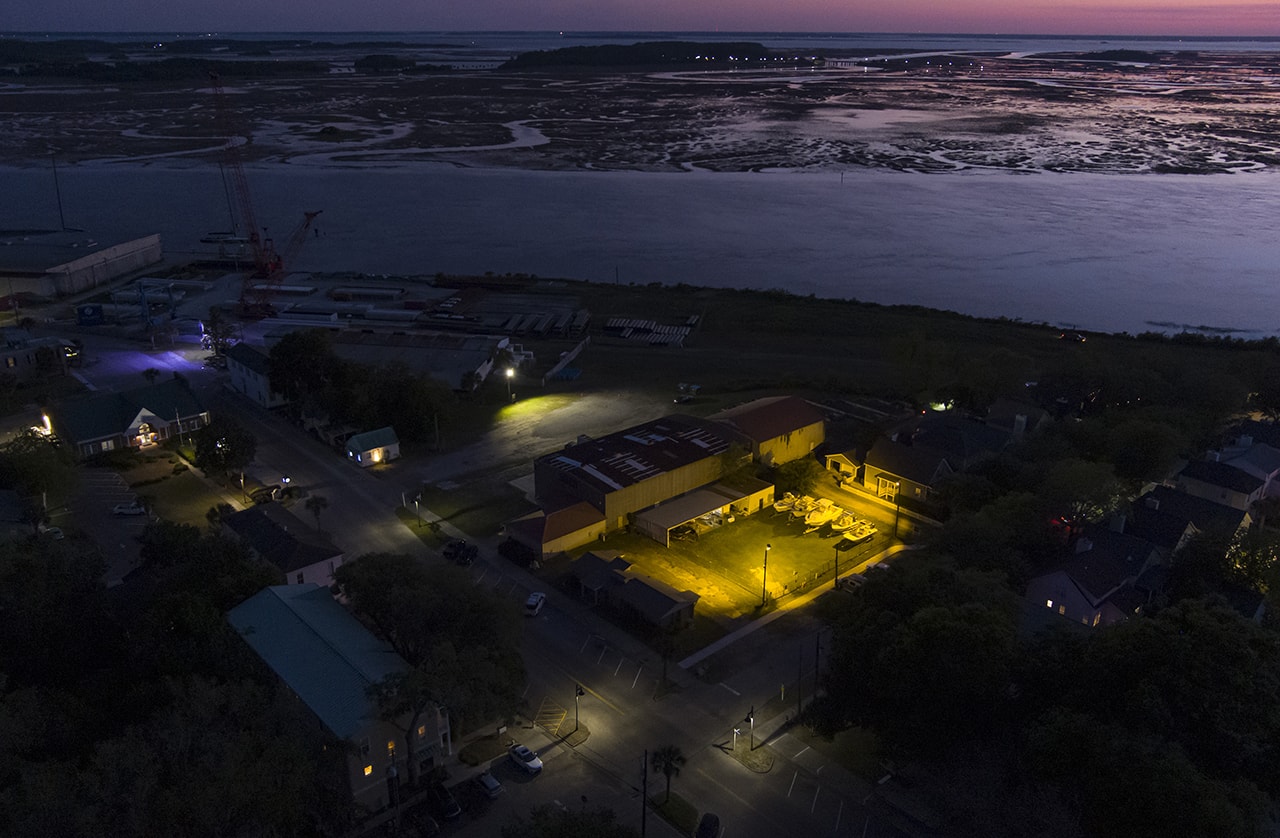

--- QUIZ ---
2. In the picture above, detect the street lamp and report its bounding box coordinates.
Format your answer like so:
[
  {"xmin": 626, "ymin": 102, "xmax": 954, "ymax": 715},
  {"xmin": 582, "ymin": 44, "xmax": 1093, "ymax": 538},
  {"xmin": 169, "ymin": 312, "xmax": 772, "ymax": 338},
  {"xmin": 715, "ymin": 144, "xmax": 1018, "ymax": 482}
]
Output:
[
  {"xmin": 890, "ymin": 481, "xmax": 902, "ymax": 539},
  {"xmin": 748, "ymin": 706, "xmax": 755, "ymax": 750},
  {"xmin": 413, "ymin": 494, "xmax": 421, "ymax": 528},
  {"xmin": 732, "ymin": 727, "xmax": 740, "ymax": 751},
  {"xmin": 761, "ymin": 543, "xmax": 771, "ymax": 607},
  {"xmin": 575, "ymin": 683, "xmax": 585, "ymax": 732},
  {"xmin": 505, "ymin": 367, "xmax": 514, "ymax": 401}
]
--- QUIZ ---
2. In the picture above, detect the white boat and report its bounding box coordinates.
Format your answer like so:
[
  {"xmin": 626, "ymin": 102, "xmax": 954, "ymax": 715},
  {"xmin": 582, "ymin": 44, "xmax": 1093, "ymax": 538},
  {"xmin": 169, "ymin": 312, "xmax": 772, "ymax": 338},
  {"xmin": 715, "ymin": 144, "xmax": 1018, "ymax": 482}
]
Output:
[
  {"xmin": 842, "ymin": 522, "xmax": 878, "ymax": 544},
  {"xmin": 829, "ymin": 511, "xmax": 855, "ymax": 533},
  {"xmin": 772, "ymin": 492, "xmax": 797, "ymax": 513},
  {"xmin": 789, "ymin": 496, "xmax": 816, "ymax": 519},
  {"xmin": 805, "ymin": 498, "xmax": 841, "ymax": 527}
]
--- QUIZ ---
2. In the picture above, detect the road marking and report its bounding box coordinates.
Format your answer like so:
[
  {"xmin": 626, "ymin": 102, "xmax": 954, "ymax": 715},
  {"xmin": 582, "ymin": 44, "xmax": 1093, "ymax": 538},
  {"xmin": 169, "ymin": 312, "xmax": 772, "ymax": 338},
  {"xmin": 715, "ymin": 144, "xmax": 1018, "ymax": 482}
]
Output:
[
  {"xmin": 719, "ymin": 682, "xmax": 740, "ymax": 696},
  {"xmin": 811, "ymin": 786, "xmax": 820, "ymax": 813},
  {"xmin": 794, "ymin": 745, "xmax": 810, "ymax": 759},
  {"xmin": 787, "ymin": 771, "xmax": 797, "ymax": 797},
  {"xmin": 614, "ymin": 658, "xmax": 624, "ymax": 676},
  {"xmin": 835, "ymin": 800, "xmax": 843, "ymax": 831},
  {"xmin": 596, "ymin": 646, "xmax": 607, "ymax": 664},
  {"xmin": 631, "ymin": 666, "xmax": 643, "ymax": 689},
  {"xmin": 579, "ymin": 635, "xmax": 591, "ymax": 653}
]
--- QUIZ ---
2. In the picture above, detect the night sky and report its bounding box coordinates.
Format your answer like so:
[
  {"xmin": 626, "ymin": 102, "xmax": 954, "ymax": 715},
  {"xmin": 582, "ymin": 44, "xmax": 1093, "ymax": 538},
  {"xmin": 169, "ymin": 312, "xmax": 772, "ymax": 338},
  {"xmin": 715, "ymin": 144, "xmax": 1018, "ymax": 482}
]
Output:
[{"xmin": 1, "ymin": 0, "xmax": 1277, "ymax": 37}]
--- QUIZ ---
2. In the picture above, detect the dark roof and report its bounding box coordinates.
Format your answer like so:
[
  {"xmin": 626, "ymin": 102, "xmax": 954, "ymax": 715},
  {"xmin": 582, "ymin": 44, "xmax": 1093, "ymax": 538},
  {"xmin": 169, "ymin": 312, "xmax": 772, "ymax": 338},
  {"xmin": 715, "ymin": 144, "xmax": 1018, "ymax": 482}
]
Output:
[
  {"xmin": 864, "ymin": 437, "xmax": 953, "ymax": 486},
  {"xmin": 537, "ymin": 415, "xmax": 733, "ymax": 496},
  {"xmin": 1127, "ymin": 486, "xmax": 1246, "ymax": 548},
  {"xmin": 890, "ymin": 410, "xmax": 1013, "ymax": 469},
  {"xmin": 54, "ymin": 378, "xmax": 205, "ymax": 444},
  {"xmin": 1060, "ymin": 526, "xmax": 1159, "ymax": 602},
  {"xmin": 569, "ymin": 550, "xmax": 631, "ymax": 593},
  {"xmin": 1178, "ymin": 459, "xmax": 1264, "ymax": 494},
  {"xmin": 224, "ymin": 342, "xmax": 271, "ymax": 375},
  {"xmin": 708, "ymin": 395, "xmax": 826, "ymax": 443},
  {"xmin": 617, "ymin": 574, "xmax": 698, "ymax": 624},
  {"xmin": 506, "ymin": 502, "xmax": 604, "ymax": 547},
  {"xmin": 223, "ymin": 504, "xmax": 342, "ymax": 573}
]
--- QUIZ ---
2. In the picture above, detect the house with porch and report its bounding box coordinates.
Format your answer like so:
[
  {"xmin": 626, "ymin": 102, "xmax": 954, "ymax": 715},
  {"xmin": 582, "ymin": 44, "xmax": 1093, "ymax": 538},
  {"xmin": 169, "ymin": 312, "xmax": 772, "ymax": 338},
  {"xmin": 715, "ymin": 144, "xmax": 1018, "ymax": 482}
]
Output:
[
  {"xmin": 227, "ymin": 584, "xmax": 451, "ymax": 816},
  {"xmin": 52, "ymin": 378, "xmax": 210, "ymax": 459},
  {"xmin": 345, "ymin": 427, "xmax": 400, "ymax": 467},
  {"xmin": 856, "ymin": 410, "xmax": 1014, "ymax": 504}
]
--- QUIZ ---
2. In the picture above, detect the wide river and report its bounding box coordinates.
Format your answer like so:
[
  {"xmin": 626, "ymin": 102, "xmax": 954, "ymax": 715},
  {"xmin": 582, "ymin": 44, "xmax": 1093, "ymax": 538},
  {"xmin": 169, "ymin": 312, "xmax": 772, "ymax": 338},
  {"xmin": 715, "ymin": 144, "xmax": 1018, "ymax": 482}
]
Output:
[{"xmin": 3, "ymin": 161, "xmax": 1278, "ymax": 336}]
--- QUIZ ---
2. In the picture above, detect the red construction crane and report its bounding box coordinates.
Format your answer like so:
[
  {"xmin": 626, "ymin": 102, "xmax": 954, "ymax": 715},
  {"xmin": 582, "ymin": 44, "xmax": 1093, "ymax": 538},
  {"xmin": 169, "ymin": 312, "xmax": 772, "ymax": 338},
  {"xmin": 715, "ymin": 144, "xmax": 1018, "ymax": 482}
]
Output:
[{"xmin": 208, "ymin": 72, "xmax": 320, "ymax": 316}]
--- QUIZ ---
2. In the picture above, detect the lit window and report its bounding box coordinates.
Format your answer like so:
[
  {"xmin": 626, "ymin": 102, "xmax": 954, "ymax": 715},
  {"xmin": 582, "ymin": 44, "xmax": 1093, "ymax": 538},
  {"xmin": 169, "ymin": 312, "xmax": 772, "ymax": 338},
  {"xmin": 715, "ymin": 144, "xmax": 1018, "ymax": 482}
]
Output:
[
  {"xmin": 1045, "ymin": 599, "xmax": 1053, "ymax": 608},
  {"xmin": 363, "ymin": 765, "xmax": 373, "ymax": 776},
  {"xmin": 417, "ymin": 725, "xmax": 427, "ymax": 738},
  {"xmin": 1058, "ymin": 605, "xmax": 1066, "ymax": 615},
  {"xmin": 387, "ymin": 741, "xmax": 396, "ymax": 758}
]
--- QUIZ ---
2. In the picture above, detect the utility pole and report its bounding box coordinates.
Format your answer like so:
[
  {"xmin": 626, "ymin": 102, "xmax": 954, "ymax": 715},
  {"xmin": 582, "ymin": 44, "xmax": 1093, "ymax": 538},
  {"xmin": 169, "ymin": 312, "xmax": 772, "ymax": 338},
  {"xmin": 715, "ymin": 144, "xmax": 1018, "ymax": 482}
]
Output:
[{"xmin": 641, "ymin": 750, "xmax": 648, "ymax": 837}]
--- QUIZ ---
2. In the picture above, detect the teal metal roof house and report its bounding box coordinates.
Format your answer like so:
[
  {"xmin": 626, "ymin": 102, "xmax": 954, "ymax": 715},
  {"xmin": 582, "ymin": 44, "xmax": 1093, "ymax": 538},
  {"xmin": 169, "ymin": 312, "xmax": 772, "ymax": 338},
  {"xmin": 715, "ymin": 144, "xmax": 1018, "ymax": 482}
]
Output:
[
  {"xmin": 52, "ymin": 378, "xmax": 209, "ymax": 459},
  {"xmin": 346, "ymin": 426, "xmax": 400, "ymax": 467},
  {"xmin": 227, "ymin": 585, "xmax": 451, "ymax": 814}
]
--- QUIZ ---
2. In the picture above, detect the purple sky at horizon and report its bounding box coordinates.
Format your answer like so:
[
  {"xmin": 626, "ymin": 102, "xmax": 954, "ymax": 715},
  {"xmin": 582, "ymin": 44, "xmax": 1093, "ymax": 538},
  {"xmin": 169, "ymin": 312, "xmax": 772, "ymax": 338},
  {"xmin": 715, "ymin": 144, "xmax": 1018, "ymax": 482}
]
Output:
[{"xmin": 1, "ymin": 1, "xmax": 1277, "ymax": 38}]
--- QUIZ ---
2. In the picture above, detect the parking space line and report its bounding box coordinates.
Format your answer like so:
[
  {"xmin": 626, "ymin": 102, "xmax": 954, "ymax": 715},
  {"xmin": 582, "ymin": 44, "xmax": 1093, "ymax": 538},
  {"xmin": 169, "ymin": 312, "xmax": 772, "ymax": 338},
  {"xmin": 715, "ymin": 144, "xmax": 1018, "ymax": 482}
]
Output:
[
  {"xmin": 596, "ymin": 646, "xmax": 607, "ymax": 664},
  {"xmin": 811, "ymin": 786, "xmax": 820, "ymax": 813},
  {"xmin": 631, "ymin": 666, "xmax": 643, "ymax": 689},
  {"xmin": 614, "ymin": 658, "xmax": 624, "ymax": 676},
  {"xmin": 719, "ymin": 682, "xmax": 740, "ymax": 696},
  {"xmin": 794, "ymin": 745, "xmax": 810, "ymax": 759},
  {"xmin": 787, "ymin": 771, "xmax": 797, "ymax": 797}
]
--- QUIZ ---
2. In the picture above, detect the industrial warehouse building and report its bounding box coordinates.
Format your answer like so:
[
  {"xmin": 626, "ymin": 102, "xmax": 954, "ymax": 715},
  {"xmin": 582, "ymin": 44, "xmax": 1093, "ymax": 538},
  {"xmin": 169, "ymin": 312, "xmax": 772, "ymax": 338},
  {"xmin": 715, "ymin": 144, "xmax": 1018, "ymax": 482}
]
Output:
[
  {"xmin": 517, "ymin": 398, "xmax": 829, "ymax": 556},
  {"xmin": 0, "ymin": 230, "xmax": 163, "ymax": 298}
]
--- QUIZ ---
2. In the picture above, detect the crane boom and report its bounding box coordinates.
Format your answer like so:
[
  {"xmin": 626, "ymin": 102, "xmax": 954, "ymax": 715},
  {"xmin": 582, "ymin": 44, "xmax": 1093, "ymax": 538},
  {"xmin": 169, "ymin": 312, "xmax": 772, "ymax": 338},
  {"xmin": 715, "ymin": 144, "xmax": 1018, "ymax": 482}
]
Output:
[{"xmin": 208, "ymin": 73, "xmax": 320, "ymax": 316}]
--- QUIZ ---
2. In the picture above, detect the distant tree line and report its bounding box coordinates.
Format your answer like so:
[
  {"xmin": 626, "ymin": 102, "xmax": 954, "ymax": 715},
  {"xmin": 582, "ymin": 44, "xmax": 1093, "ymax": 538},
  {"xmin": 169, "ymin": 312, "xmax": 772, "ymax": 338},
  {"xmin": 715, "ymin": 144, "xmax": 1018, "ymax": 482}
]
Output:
[{"xmin": 502, "ymin": 40, "xmax": 789, "ymax": 70}]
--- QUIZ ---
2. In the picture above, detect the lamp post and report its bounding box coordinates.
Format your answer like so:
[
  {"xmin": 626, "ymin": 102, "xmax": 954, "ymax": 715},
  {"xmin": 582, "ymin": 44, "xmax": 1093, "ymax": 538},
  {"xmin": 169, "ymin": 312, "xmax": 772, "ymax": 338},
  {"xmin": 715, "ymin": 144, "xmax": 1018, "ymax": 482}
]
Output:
[
  {"xmin": 761, "ymin": 543, "xmax": 771, "ymax": 607},
  {"xmin": 575, "ymin": 684, "xmax": 584, "ymax": 732},
  {"xmin": 413, "ymin": 494, "xmax": 421, "ymax": 528},
  {"xmin": 891, "ymin": 481, "xmax": 902, "ymax": 539},
  {"xmin": 748, "ymin": 706, "xmax": 755, "ymax": 750},
  {"xmin": 505, "ymin": 367, "xmax": 514, "ymax": 401},
  {"xmin": 732, "ymin": 727, "xmax": 740, "ymax": 751}
]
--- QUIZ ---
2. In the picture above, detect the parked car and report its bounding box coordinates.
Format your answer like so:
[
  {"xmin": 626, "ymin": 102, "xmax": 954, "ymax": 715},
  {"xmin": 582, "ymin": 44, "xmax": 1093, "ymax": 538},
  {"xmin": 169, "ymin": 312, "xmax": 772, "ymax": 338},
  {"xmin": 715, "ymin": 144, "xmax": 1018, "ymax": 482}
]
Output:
[
  {"xmin": 834, "ymin": 575, "xmax": 866, "ymax": 593},
  {"xmin": 37, "ymin": 524, "xmax": 64, "ymax": 540},
  {"xmin": 443, "ymin": 539, "xmax": 478, "ymax": 566},
  {"xmin": 476, "ymin": 770, "xmax": 504, "ymax": 799},
  {"xmin": 525, "ymin": 591, "xmax": 546, "ymax": 617},
  {"xmin": 112, "ymin": 500, "xmax": 146, "ymax": 516},
  {"xmin": 508, "ymin": 743, "xmax": 543, "ymax": 775},
  {"xmin": 426, "ymin": 783, "xmax": 461, "ymax": 820},
  {"xmin": 695, "ymin": 812, "xmax": 722, "ymax": 838}
]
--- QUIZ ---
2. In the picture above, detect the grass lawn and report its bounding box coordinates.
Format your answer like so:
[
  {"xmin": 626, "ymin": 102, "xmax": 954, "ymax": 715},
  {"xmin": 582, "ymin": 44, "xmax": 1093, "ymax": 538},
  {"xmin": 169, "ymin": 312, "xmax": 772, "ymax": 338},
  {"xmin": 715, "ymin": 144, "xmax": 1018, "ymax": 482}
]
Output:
[
  {"xmin": 418, "ymin": 477, "xmax": 539, "ymax": 540},
  {"xmin": 650, "ymin": 791, "xmax": 699, "ymax": 837},
  {"xmin": 792, "ymin": 723, "xmax": 884, "ymax": 784}
]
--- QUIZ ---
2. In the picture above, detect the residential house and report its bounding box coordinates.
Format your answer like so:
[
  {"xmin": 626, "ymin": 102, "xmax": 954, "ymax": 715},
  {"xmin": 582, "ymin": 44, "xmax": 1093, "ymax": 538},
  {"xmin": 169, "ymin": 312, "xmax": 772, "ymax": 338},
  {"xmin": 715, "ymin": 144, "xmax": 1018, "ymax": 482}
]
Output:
[
  {"xmin": 1175, "ymin": 458, "xmax": 1265, "ymax": 512},
  {"xmin": 1125, "ymin": 485, "xmax": 1251, "ymax": 556},
  {"xmin": 345, "ymin": 427, "xmax": 400, "ymax": 467},
  {"xmin": 223, "ymin": 504, "xmax": 345, "ymax": 586},
  {"xmin": 708, "ymin": 395, "xmax": 826, "ymax": 467},
  {"xmin": 1025, "ymin": 525, "xmax": 1164, "ymax": 628},
  {"xmin": 984, "ymin": 398, "xmax": 1050, "ymax": 439},
  {"xmin": 225, "ymin": 342, "xmax": 289, "ymax": 409},
  {"xmin": 52, "ymin": 378, "xmax": 210, "ymax": 459},
  {"xmin": 0, "ymin": 329, "xmax": 68, "ymax": 383},
  {"xmin": 227, "ymin": 585, "xmax": 451, "ymax": 815},
  {"xmin": 1211, "ymin": 435, "xmax": 1280, "ymax": 498},
  {"xmin": 859, "ymin": 410, "xmax": 1013, "ymax": 503}
]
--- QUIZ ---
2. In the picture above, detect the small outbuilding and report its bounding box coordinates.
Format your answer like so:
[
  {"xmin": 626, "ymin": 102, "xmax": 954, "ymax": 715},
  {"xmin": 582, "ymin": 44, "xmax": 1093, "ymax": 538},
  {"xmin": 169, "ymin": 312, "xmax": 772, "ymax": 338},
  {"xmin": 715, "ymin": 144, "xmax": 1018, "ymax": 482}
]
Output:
[{"xmin": 345, "ymin": 427, "xmax": 400, "ymax": 467}]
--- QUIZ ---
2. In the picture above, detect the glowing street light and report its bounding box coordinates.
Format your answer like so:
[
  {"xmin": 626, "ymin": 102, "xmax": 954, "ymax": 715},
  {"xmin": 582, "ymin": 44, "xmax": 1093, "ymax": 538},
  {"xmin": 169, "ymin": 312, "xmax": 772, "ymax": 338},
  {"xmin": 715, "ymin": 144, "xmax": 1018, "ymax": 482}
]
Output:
[
  {"xmin": 761, "ymin": 543, "xmax": 771, "ymax": 607},
  {"xmin": 505, "ymin": 367, "xmax": 514, "ymax": 401}
]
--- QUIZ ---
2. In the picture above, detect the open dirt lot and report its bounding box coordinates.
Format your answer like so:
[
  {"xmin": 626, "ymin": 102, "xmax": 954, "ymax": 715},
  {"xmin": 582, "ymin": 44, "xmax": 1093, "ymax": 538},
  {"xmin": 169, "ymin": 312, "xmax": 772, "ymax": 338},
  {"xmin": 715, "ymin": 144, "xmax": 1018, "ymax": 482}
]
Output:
[{"xmin": 3, "ymin": 47, "xmax": 1280, "ymax": 175}]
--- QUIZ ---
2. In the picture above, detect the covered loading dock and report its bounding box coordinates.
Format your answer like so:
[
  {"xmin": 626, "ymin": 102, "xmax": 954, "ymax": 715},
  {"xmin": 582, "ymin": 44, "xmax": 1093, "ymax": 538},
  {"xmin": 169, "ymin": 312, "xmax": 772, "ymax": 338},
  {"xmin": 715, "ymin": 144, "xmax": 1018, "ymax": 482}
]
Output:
[{"xmin": 634, "ymin": 487, "xmax": 742, "ymax": 547}]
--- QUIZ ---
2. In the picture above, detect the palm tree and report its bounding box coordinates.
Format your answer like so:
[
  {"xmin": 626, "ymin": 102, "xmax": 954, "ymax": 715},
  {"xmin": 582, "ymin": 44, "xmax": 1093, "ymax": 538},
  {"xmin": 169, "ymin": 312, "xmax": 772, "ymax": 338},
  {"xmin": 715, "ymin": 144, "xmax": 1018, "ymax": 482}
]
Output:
[
  {"xmin": 650, "ymin": 745, "xmax": 686, "ymax": 803},
  {"xmin": 305, "ymin": 494, "xmax": 329, "ymax": 531},
  {"xmin": 142, "ymin": 367, "xmax": 161, "ymax": 385}
]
